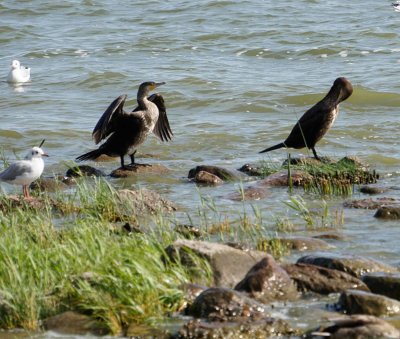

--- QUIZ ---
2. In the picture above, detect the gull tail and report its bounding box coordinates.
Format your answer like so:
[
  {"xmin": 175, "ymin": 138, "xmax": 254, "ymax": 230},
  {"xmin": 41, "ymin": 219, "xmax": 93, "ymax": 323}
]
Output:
[
  {"xmin": 76, "ymin": 149, "xmax": 103, "ymax": 162},
  {"xmin": 259, "ymin": 142, "xmax": 285, "ymax": 154}
]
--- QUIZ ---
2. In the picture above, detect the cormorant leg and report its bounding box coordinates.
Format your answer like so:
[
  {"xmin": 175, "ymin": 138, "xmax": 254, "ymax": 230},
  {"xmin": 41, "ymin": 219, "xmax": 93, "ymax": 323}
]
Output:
[
  {"xmin": 311, "ymin": 148, "xmax": 320, "ymax": 161},
  {"xmin": 130, "ymin": 151, "xmax": 137, "ymax": 165},
  {"xmin": 120, "ymin": 155, "xmax": 126, "ymax": 169}
]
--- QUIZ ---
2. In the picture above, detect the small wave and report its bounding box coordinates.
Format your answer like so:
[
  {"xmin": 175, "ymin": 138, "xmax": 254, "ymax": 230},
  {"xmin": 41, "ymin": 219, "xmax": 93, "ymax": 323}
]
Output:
[{"xmin": 75, "ymin": 71, "xmax": 129, "ymax": 89}]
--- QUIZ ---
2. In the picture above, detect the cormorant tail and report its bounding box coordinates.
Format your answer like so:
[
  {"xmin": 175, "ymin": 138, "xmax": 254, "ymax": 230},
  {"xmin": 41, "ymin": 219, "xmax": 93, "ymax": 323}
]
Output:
[
  {"xmin": 259, "ymin": 142, "xmax": 285, "ymax": 154},
  {"xmin": 76, "ymin": 149, "xmax": 103, "ymax": 162}
]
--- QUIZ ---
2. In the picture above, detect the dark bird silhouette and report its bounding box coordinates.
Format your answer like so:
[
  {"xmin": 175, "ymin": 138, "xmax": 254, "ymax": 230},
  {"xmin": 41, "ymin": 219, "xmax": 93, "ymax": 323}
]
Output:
[
  {"xmin": 76, "ymin": 81, "xmax": 173, "ymax": 168},
  {"xmin": 259, "ymin": 77, "xmax": 353, "ymax": 160}
]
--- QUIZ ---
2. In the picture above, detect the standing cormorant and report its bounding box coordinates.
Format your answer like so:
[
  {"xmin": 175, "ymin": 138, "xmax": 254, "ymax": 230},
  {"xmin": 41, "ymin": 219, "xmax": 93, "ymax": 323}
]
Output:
[
  {"xmin": 76, "ymin": 81, "xmax": 173, "ymax": 168},
  {"xmin": 259, "ymin": 77, "xmax": 353, "ymax": 160}
]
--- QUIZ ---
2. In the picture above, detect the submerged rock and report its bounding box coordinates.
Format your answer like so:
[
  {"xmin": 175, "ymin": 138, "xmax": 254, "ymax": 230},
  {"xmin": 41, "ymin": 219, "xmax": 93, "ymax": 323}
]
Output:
[
  {"xmin": 188, "ymin": 165, "xmax": 242, "ymax": 182},
  {"xmin": 194, "ymin": 170, "xmax": 224, "ymax": 185},
  {"xmin": 374, "ymin": 206, "xmax": 400, "ymax": 220},
  {"xmin": 282, "ymin": 263, "xmax": 369, "ymax": 294},
  {"xmin": 297, "ymin": 253, "xmax": 397, "ymax": 278},
  {"xmin": 259, "ymin": 170, "xmax": 311, "ymax": 187},
  {"xmin": 344, "ymin": 197, "xmax": 399, "ymax": 209},
  {"xmin": 337, "ymin": 289, "xmax": 400, "ymax": 316},
  {"xmin": 359, "ymin": 185, "xmax": 388, "ymax": 195},
  {"xmin": 174, "ymin": 317, "xmax": 299, "ymax": 339},
  {"xmin": 228, "ymin": 186, "xmax": 269, "ymax": 201},
  {"xmin": 66, "ymin": 165, "xmax": 105, "ymax": 177},
  {"xmin": 238, "ymin": 163, "xmax": 265, "ymax": 176},
  {"xmin": 308, "ymin": 315, "xmax": 400, "ymax": 339},
  {"xmin": 362, "ymin": 272, "xmax": 400, "ymax": 301},
  {"xmin": 43, "ymin": 311, "xmax": 108, "ymax": 335},
  {"xmin": 110, "ymin": 163, "xmax": 169, "ymax": 178},
  {"xmin": 234, "ymin": 256, "xmax": 299, "ymax": 303},
  {"xmin": 165, "ymin": 239, "xmax": 266, "ymax": 287},
  {"xmin": 259, "ymin": 236, "xmax": 333, "ymax": 252},
  {"xmin": 116, "ymin": 188, "xmax": 176, "ymax": 215},
  {"xmin": 30, "ymin": 177, "xmax": 68, "ymax": 192}
]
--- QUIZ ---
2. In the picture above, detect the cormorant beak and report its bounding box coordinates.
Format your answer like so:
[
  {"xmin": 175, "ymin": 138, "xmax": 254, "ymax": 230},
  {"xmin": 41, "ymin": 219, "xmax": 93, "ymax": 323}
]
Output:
[{"xmin": 155, "ymin": 82, "xmax": 166, "ymax": 88}]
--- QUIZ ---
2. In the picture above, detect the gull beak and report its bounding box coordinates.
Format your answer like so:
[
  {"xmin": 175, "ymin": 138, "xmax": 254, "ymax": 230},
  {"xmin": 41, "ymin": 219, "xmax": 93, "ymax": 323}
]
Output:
[{"xmin": 42, "ymin": 153, "xmax": 49, "ymax": 157}]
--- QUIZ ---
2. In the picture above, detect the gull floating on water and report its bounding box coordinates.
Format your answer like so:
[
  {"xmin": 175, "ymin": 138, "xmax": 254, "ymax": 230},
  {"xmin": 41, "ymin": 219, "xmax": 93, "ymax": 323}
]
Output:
[
  {"xmin": 393, "ymin": 1, "xmax": 400, "ymax": 12},
  {"xmin": 76, "ymin": 81, "xmax": 173, "ymax": 169},
  {"xmin": 0, "ymin": 143, "xmax": 48, "ymax": 199},
  {"xmin": 7, "ymin": 60, "xmax": 31, "ymax": 84}
]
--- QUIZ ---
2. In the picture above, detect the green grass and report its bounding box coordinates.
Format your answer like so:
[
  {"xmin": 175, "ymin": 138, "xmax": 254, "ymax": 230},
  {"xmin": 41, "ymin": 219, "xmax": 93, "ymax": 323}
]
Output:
[{"xmin": 0, "ymin": 179, "xmax": 209, "ymax": 334}]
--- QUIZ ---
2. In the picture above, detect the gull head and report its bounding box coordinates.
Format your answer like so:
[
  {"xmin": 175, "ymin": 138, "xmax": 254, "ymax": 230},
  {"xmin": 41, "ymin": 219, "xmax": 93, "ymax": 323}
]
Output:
[
  {"xmin": 11, "ymin": 60, "xmax": 21, "ymax": 69},
  {"xmin": 25, "ymin": 147, "xmax": 49, "ymax": 160}
]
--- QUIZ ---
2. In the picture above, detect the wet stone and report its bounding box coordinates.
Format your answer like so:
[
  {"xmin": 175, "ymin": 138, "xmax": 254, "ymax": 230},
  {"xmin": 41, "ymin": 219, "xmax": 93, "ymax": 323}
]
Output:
[
  {"xmin": 359, "ymin": 185, "xmax": 388, "ymax": 195},
  {"xmin": 234, "ymin": 256, "xmax": 299, "ymax": 303},
  {"xmin": 312, "ymin": 233, "xmax": 346, "ymax": 241},
  {"xmin": 228, "ymin": 186, "xmax": 269, "ymax": 201},
  {"xmin": 308, "ymin": 314, "xmax": 400, "ymax": 339},
  {"xmin": 189, "ymin": 287, "xmax": 268, "ymax": 321},
  {"xmin": 43, "ymin": 311, "xmax": 108, "ymax": 335},
  {"xmin": 194, "ymin": 170, "xmax": 224, "ymax": 185},
  {"xmin": 188, "ymin": 165, "xmax": 241, "ymax": 182},
  {"xmin": 259, "ymin": 236, "xmax": 334, "ymax": 252},
  {"xmin": 259, "ymin": 170, "xmax": 312, "ymax": 187},
  {"xmin": 374, "ymin": 206, "xmax": 400, "ymax": 220},
  {"xmin": 362, "ymin": 272, "xmax": 400, "ymax": 301},
  {"xmin": 343, "ymin": 197, "xmax": 399, "ymax": 209},
  {"xmin": 66, "ymin": 165, "xmax": 105, "ymax": 177},
  {"xmin": 174, "ymin": 317, "xmax": 300, "ymax": 339},
  {"xmin": 110, "ymin": 163, "xmax": 169, "ymax": 177},
  {"xmin": 337, "ymin": 289, "xmax": 400, "ymax": 317},
  {"xmin": 282, "ymin": 263, "xmax": 370, "ymax": 294},
  {"xmin": 238, "ymin": 163, "xmax": 265, "ymax": 176},
  {"xmin": 297, "ymin": 253, "xmax": 397, "ymax": 278}
]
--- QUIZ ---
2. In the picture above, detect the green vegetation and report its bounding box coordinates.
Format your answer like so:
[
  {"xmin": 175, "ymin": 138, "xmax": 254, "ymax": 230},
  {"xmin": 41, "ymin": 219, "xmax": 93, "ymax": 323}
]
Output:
[{"xmin": 0, "ymin": 179, "xmax": 210, "ymax": 334}]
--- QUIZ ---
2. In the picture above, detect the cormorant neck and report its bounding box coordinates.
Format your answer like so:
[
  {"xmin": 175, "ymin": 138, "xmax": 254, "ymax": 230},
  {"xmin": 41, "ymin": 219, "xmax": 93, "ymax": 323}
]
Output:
[
  {"xmin": 137, "ymin": 88, "xmax": 150, "ymax": 109},
  {"xmin": 324, "ymin": 84, "xmax": 343, "ymax": 106}
]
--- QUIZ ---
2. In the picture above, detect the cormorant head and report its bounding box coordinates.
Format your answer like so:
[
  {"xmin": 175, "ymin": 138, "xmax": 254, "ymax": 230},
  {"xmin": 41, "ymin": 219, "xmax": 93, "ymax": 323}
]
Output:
[
  {"xmin": 333, "ymin": 77, "xmax": 353, "ymax": 102},
  {"xmin": 138, "ymin": 81, "xmax": 166, "ymax": 93}
]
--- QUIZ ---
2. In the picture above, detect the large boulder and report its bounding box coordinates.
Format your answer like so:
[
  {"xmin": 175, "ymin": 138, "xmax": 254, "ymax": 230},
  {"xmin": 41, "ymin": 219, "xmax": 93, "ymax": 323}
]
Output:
[
  {"xmin": 234, "ymin": 257, "xmax": 299, "ymax": 303},
  {"xmin": 308, "ymin": 315, "xmax": 400, "ymax": 339},
  {"xmin": 337, "ymin": 289, "xmax": 400, "ymax": 317},
  {"xmin": 362, "ymin": 272, "xmax": 400, "ymax": 301},
  {"xmin": 297, "ymin": 253, "xmax": 397, "ymax": 278},
  {"xmin": 165, "ymin": 240, "xmax": 266, "ymax": 287},
  {"xmin": 282, "ymin": 263, "xmax": 369, "ymax": 294}
]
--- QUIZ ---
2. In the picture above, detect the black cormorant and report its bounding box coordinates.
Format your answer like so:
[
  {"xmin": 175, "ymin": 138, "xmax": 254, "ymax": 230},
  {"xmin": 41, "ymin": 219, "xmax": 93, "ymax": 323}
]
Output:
[
  {"xmin": 76, "ymin": 81, "xmax": 173, "ymax": 168},
  {"xmin": 259, "ymin": 77, "xmax": 353, "ymax": 160}
]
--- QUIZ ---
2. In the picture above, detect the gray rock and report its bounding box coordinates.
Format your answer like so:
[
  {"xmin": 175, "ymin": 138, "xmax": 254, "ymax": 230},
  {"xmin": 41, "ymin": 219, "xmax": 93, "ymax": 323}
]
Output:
[
  {"xmin": 165, "ymin": 240, "xmax": 266, "ymax": 287},
  {"xmin": 374, "ymin": 206, "xmax": 400, "ymax": 220},
  {"xmin": 297, "ymin": 253, "xmax": 397, "ymax": 278},
  {"xmin": 308, "ymin": 315, "xmax": 400, "ymax": 339},
  {"xmin": 43, "ymin": 311, "xmax": 108, "ymax": 335},
  {"xmin": 282, "ymin": 263, "xmax": 370, "ymax": 294},
  {"xmin": 344, "ymin": 197, "xmax": 399, "ymax": 209},
  {"xmin": 234, "ymin": 256, "xmax": 299, "ymax": 303},
  {"xmin": 338, "ymin": 289, "xmax": 400, "ymax": 316},
  {"xmin": 362, "ymin": 272, "xmax": 400, "ymax": 301}
]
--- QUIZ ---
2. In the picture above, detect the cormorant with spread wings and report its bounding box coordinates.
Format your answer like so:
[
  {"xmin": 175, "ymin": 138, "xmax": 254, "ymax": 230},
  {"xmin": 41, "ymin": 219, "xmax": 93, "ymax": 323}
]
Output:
[{"xmin": 76, "ymin": 81, "xmax": 173, "ymax": 168}]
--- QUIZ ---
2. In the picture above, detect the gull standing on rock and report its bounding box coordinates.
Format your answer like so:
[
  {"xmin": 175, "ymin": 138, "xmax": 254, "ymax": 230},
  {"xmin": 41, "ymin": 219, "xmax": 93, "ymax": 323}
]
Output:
[
  {"xmin": 259, "ymin": 77, "xmax": 353, "ymax": 160},
  {"xmin": 7, "ymin": 60, "xmax": 31, "ymax": 84},
  {"xmin": 0, "ymin": 143, "xmax": 48, "ymax": 199},
  {"xmin": 76, "ymin": 81, "xmax": 173, "ymax": 169}
]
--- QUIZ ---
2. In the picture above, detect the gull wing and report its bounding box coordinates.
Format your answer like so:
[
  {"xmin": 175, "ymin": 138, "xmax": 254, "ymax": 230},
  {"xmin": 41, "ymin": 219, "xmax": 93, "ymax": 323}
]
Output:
[
  {"xmin": 0, "ymin": 161, "xmax": 32, "ymax": 182},
  {"xmin": 92, "ymin": 95, "xmax": 128, "ymax": 144}
]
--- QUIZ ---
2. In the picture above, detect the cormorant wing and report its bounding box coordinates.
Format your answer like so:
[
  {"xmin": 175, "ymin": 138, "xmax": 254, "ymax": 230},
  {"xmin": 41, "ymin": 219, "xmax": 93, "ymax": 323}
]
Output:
[
  {"xmin": 92, "ymin": 95, "xmax": 128, "ymax": 144},
  {"xmin": 285, "ymin": 101, "xmax": 331, "ymax": 148},
  {"xmin": 145, "ymin": 93, "xmax": 173, "ymax": 142}
]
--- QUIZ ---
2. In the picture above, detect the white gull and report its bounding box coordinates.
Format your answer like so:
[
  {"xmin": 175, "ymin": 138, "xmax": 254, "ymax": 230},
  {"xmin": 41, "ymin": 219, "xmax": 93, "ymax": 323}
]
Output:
[
  {"xmin": 0, "ymin": 145, "xmax": 48, "ymax": 198},
  {"xmin": 7, "ymin": 60, "xmax": 31, "ymax": 84}
]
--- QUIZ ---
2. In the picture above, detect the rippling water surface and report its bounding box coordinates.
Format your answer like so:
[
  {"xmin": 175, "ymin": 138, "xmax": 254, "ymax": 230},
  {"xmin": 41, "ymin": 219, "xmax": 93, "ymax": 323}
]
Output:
[{"xmin": 1, "ymin": 0, "xmax": 400, "ymax": 336}]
